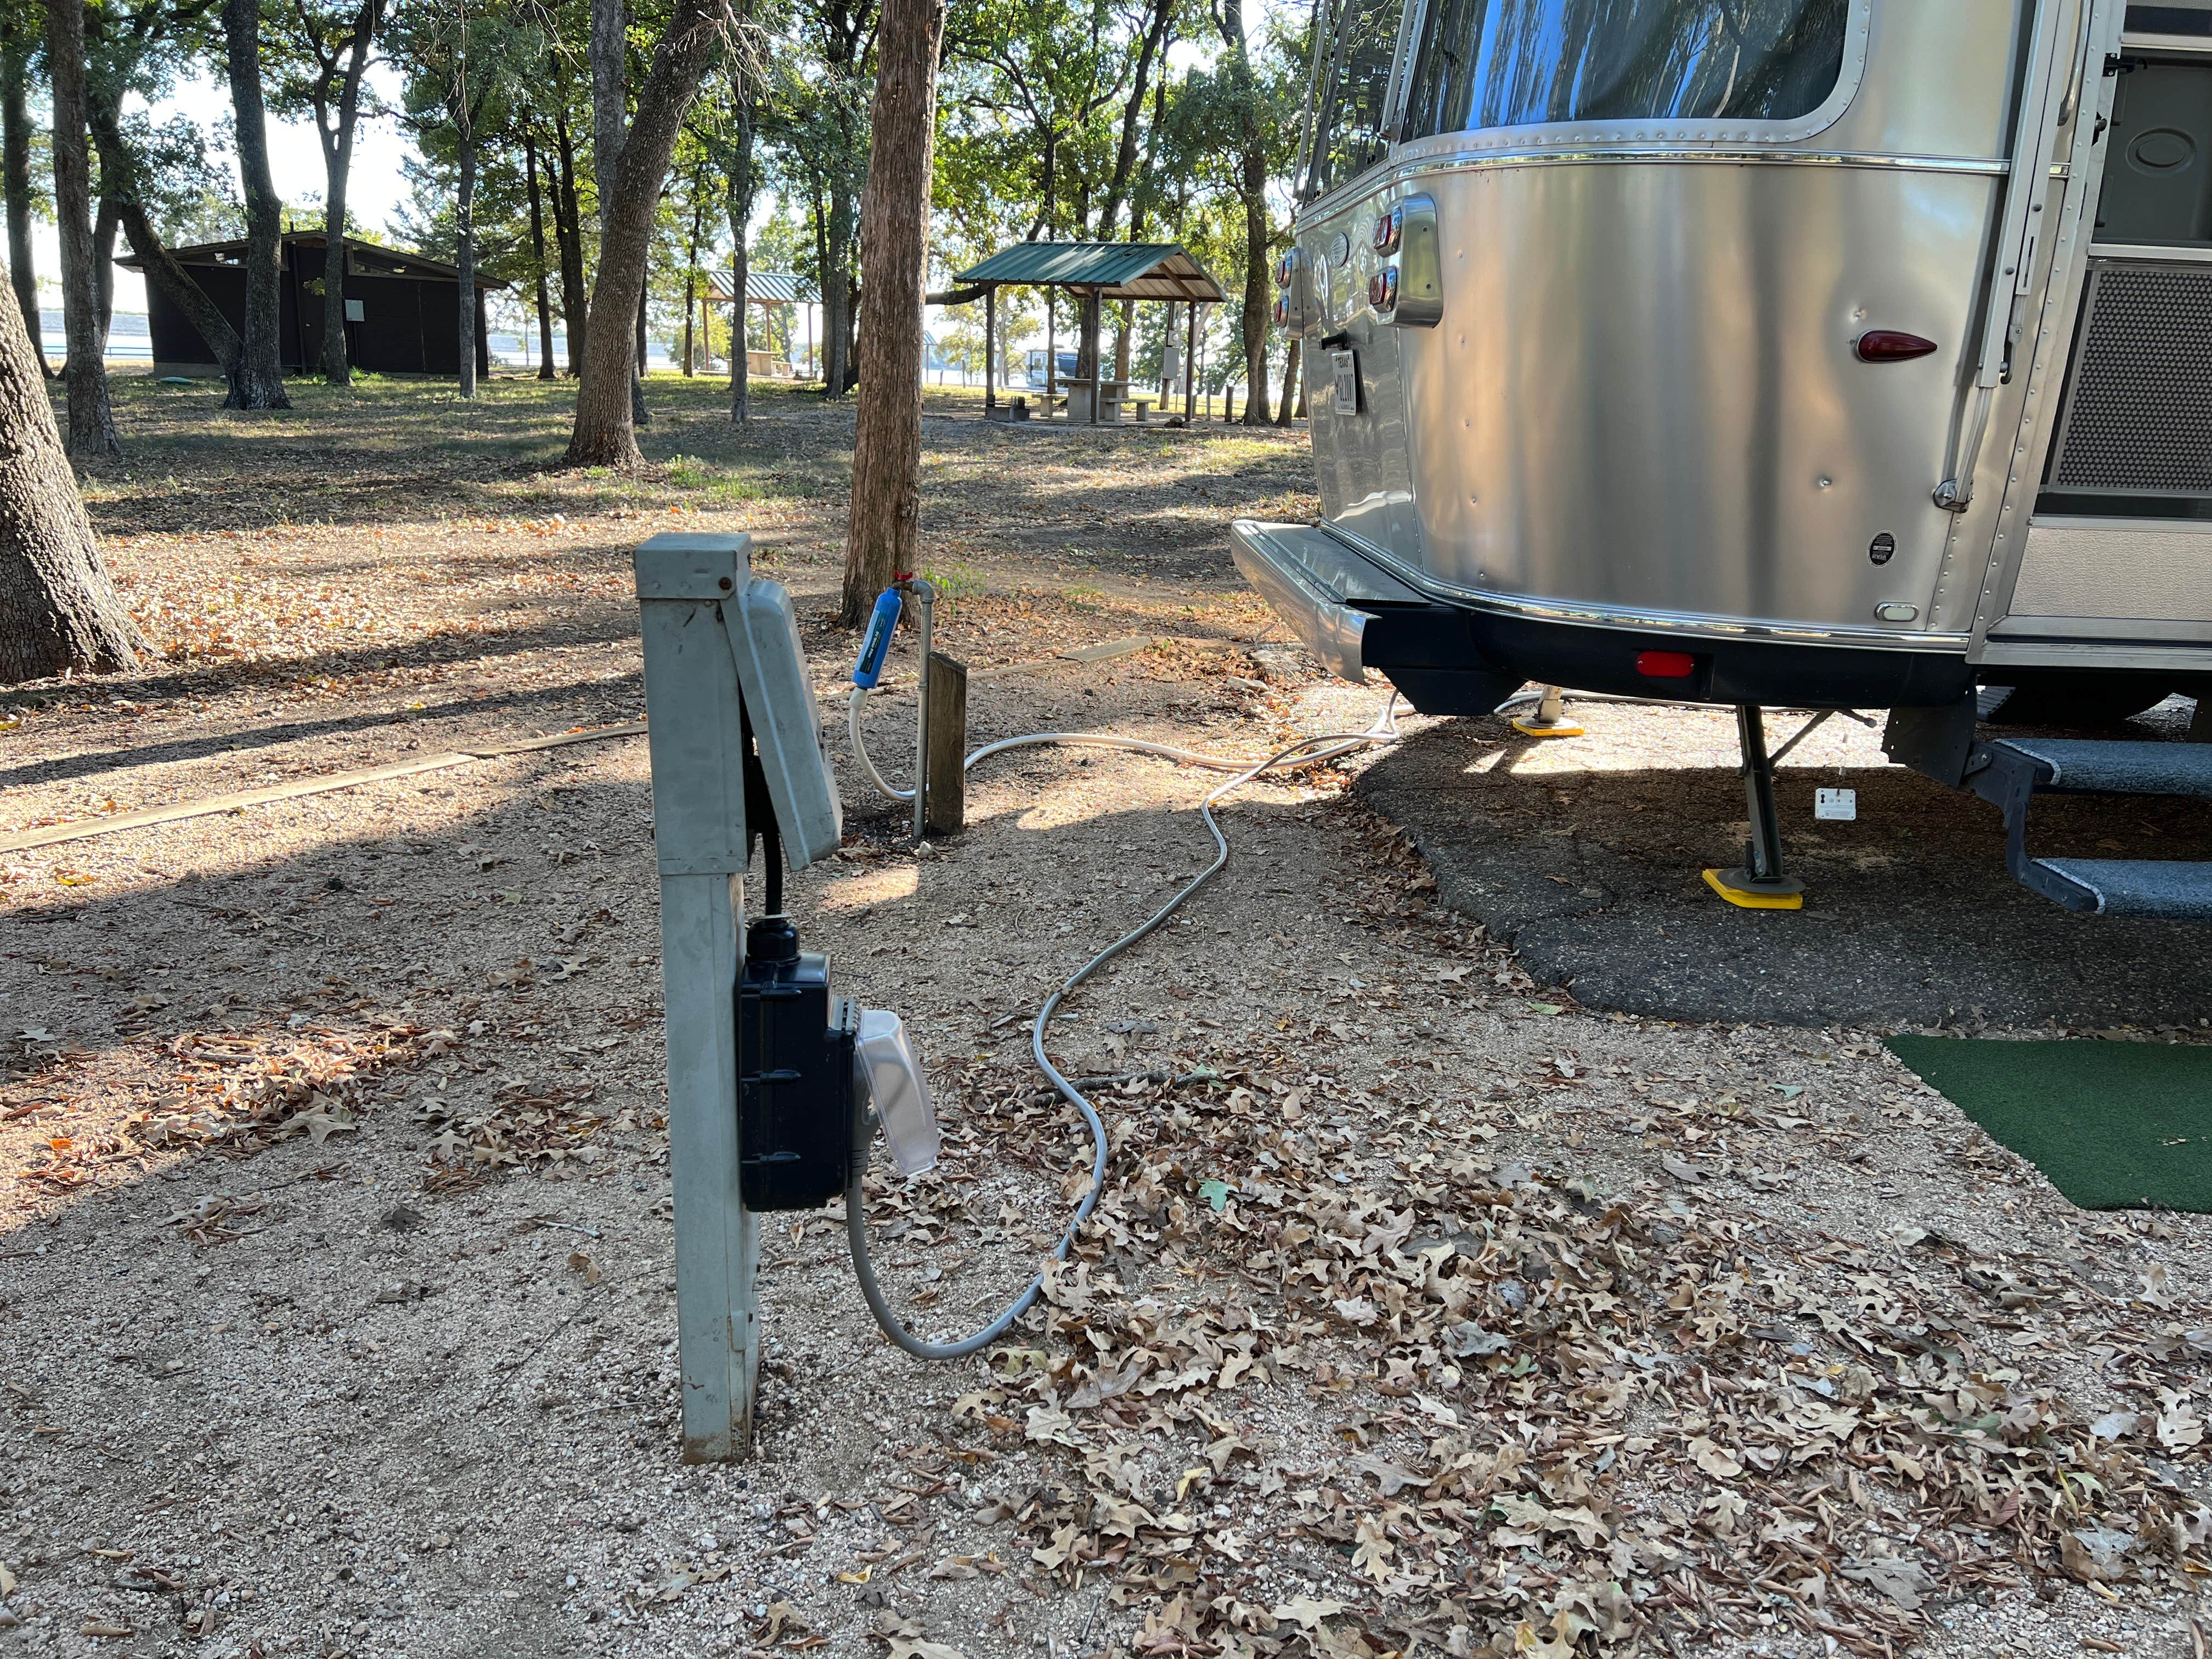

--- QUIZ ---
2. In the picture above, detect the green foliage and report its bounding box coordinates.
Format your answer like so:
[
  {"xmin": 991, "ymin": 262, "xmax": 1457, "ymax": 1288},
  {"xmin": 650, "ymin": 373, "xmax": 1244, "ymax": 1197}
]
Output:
[
  {"xmin": 16, "ymin": 0, "xmax": 1316, "ymax": 407},
  {"xmin": 919, "ymin": 560, "xmax": 985, "ymax": 612},
  {"xmin": 664, "ymin": 453, "xmax": 766, "ymax": 503}
]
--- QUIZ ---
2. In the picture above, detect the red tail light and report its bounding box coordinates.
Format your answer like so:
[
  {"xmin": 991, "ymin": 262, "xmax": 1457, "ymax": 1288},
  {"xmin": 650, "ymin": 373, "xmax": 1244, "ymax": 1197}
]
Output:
[
  {"xmin": 1635, "ymin": 650, "xmax": 1697, "ymax": 679},
  {"xmin": 1368, "ymin": 269, "xmax": 1398, "ymax": 310},
  {"xmin": 1855, "ymin": 330, "xmax": 1939, "ymax": 363},
  {"xmin": 1372, "ymin": 208, "xmax": 1401, "ymax": 255},
  {"xmin": 1273, "ymin": 296, "xmax": 1286, "ymax": 326}
]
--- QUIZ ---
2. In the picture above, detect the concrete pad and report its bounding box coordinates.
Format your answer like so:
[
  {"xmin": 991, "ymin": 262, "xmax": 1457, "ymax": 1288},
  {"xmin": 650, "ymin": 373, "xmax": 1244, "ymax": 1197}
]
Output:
[{"xmin": 1356, "ymin": 703, "xmax": 2212, "ymax": 1028}]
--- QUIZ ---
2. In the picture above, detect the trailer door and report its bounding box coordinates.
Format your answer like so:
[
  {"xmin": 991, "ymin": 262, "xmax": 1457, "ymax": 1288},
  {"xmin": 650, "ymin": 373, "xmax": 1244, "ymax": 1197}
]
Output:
[{"xmin": 1974, "ymin": 0, "xmax": 2212, "ymax": 676}]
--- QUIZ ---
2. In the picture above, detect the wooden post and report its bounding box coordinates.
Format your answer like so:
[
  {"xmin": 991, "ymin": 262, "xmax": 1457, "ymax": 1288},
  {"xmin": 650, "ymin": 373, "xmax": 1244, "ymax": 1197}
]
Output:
[
  {"xmin": 923, "ymin": 650, "xmax": 967, "ymax": 837},
  {"xmin": 1046, "ymin": 290, "xmax": 1056, "ymax": 413},
  {"xmin": 984, "ymin": 286, "xmax": 996, "ymax": 412}
]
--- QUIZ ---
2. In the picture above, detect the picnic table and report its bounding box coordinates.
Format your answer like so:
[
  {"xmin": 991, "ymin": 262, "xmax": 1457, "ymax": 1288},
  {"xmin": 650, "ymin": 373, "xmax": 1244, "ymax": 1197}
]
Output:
[{"xmin": 1062, "ymin": 377, "xmax": 1129, "ymax": 424}]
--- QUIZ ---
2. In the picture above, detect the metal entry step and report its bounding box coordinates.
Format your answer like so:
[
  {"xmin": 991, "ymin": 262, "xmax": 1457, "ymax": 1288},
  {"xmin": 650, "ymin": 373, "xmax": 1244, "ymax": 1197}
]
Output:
[
  {"xmin": 1988, "ymin": 737, "xmax": 2212, "ymax": 798},
  {"xmin": 1969, "ymin": 737, "xmax": 2212, "ymax": 918},
  {"xmin": 2028, "ymin": 857, "xmax": 2212, "ymax": 919}
]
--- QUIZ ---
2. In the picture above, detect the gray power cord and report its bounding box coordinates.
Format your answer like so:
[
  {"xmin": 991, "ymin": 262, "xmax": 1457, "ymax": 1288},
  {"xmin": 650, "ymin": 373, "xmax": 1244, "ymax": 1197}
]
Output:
[{"xmin": 844, "ymin": 698, "xmax": 1401, "ymax": 1359}]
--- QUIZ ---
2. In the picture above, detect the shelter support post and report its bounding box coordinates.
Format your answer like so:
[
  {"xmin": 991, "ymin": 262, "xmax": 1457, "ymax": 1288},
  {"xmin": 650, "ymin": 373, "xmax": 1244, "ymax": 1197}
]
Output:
[
  {"xmin": 984, "ymin": 287, "xmax": 996, "ymax": 412},
  {"xmin": 635, "ymin": 536, "xmax": 764, "ymax": 1461},
  {"xmin": 1184, "ymin": 302, "xmax": 1197, "ymax": 423},
  {"xmin": 1046, "ymin": 292, "xmax": 1057, "ymax": 412},
  {"xmin": 1705, "ymin": 706, "xmax": 1805, "ymax": 911}
]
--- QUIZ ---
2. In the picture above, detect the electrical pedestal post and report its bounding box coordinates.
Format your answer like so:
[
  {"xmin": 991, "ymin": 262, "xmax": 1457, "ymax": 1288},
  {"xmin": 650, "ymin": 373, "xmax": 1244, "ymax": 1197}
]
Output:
[{"xmin": 635, "ymin": 532, "xmax": 761, "ymax": 1462}]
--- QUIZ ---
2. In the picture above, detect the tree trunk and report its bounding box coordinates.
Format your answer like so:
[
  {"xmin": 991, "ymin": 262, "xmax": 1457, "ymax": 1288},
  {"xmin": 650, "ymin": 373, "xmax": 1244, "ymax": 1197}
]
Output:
[
  {"xmin": 563, "ymin": 0, "xmax": 724, "ymax": 466},
  {"xmin": 808, "ymin": 173, "xmax": 828, "ymax": 385},
  {"xmin": 318, "ymin": 0, "xmax": 381, "ymax": 386},
  {"xmin": 552, "ymin": 106, "xmax": 588, "ymax": 375},
  {"xmin": 724, "ymin": 96, "xmax": 756, "ymax": 425},
  {"xmin": 0, "ymin": 276, "xmax": 139, "ymax": 680},
  {"xmin": 526, "ymin": 131, "xmax": 558, "ymax": 380},
  {"xmin": 93, "ymin": 196, "xmax": 120, "ymax": 359},
  {"xmin": 1217, "ymin": 0, "xmax": 1271, "ymax": 425},
  {"xmin": 1094, "ymin": 0, "xmax": 1173, "ymax": 240},
  {"xmin": 46, "ymin": 0, "xmax": 116, "ymax": 456},
  {"xmin": 455, "ymin": 117, "xmax": 477, "ymax": 398},
  {"xmin": 222, "ymin": 0, "xmax": 292, "ymax": 410},
  {"xmin": 590, "ymin": 0, "xmax": 649, "ymax": 427},
  {"xmin": 1276, "ymin": 336, "xmax": 1299, "ymax": 426},
  {"xmin": 1, "ymin": 32, "xmax": 48, "ymax": 376},
  {"xmin": 843, "ymin": 272, "xmax": 859, "ymax": 395},
  {"xmin": 681, "ymin": 184, "xmax": 702, "ymax": 375},
  {"xmin": 839, "ymin": 0, "xmax": 945, "ymax": 625},
  {"xmin": 89, "ymin": 98, "xmax": 246, "ymax": 393},
  {"xmin": 821, "ymin": 181, "xmax": 855, "ymax": 400}
]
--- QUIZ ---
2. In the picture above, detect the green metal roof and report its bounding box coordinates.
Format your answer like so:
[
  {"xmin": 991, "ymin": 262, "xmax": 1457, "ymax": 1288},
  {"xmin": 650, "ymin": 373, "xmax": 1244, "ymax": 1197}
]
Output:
[
  {"xmin": 952, "ymin": 241, "xmax": 1224, "ymax": 302},
  {"xmin": 706, "ymin": 271, "xmax": 808, "ymax": 304}
]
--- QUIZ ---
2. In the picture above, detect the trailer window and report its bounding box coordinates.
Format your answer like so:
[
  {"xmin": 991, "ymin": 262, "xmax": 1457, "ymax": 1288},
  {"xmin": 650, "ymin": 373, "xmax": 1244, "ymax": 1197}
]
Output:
[
  {"xmin": 1305, "ymin": 0, "xmax": 1409, "ymax": 198},
  {"xmin": 1405, "ymin": 0, "xmax": 1849, "ymax": 139},
  {"xmin": 2127, "ymin": 8, "xmax": 2212, "ymax": 36}
]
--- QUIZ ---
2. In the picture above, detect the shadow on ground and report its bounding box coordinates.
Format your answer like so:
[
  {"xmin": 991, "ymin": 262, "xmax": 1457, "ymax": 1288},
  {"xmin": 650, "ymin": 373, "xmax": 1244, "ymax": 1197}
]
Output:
[{"xmin": 1358, "ymin": 713, "xmax": 2212, "ymax": 1028}]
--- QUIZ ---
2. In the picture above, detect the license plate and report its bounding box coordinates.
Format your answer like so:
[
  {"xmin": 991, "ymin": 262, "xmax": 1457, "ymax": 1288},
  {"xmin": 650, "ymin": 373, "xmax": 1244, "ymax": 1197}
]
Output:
[{"xmin": 1331, "ymin": 350, "xmax": 1358, "ymax": 415}]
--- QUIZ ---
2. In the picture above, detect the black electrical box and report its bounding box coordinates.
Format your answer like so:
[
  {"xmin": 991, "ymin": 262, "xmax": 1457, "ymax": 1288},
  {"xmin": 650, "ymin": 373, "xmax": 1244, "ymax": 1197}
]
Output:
[{"xmin": 736, "ymin": 916, "xmax": 857, "ymax": 1211}]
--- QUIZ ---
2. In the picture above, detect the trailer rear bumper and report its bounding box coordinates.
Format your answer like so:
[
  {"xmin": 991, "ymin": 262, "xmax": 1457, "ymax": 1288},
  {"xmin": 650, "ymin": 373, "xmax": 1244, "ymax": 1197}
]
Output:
[
  {"xmin": 1227, "ymin": 519, "xmax": 1408, "ymax": 683},
  {"xmin": 1229, "ymin": 520, "xmax": 1529, "ymax": 713},
  {"xmin": 1230, "ymin": 519, "xmax": 1976, "ymax": 714}
]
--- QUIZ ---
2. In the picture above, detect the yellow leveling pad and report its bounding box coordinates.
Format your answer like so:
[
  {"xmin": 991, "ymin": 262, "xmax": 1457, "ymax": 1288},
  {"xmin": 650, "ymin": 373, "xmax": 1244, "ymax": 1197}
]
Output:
[
  {"xmin": 1702, "ymin": 868, "xmax": 1805, "ymax": 910},
  {"xmin": 1510, "ymin": 718, "xmax": 1585, "ymax": 738}
]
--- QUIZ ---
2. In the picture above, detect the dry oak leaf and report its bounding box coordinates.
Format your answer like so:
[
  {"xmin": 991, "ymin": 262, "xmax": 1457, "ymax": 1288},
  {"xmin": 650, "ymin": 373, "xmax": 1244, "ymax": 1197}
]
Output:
[
  {"xmin": 1024, "ymin": 1404, "xmax": 1085, "ymax": 1448},
  {"xmin": 1688, "ymin": 1435, "xmax": 1744, "ymax": 1478},
  {"xmin": 1351, "ymin": 1514, "xmax": 1393, "ymax": 1582},
  {"xmin": 1270, "ymin": 1597, "xmax": 1347, "ymax": 1633},
  {"xmin": 1838, "ymin": 1555, "xmax": 1935, "ymax": 1609},
  {"xmin": 1351, "ymin": 1454, "xmax": 1427, "ymax": 1496},
  {"xmin": 1031, "ymin": 1523, "xmax": 1081, "ymax": 1571}
]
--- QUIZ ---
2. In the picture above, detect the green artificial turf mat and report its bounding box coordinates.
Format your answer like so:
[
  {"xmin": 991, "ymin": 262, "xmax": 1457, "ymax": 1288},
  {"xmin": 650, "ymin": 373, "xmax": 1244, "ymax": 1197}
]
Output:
[{"xmin": 1886, "ymin": 1036, "xmax": 2212, "ymax": 1211}]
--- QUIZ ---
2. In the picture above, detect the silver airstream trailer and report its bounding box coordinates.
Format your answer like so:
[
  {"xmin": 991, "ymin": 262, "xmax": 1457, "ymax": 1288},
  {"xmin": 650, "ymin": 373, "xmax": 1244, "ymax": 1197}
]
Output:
[{"xmin": 1232, "ymin": 0, "xmax": 2212, "ymax": 917}]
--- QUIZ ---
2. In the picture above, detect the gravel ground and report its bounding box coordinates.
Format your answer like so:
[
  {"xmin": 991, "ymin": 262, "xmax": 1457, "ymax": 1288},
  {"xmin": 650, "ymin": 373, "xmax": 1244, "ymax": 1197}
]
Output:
[{"xmin": 1, "ymin": 377, "xmax": 2207, "ymax": 1659}]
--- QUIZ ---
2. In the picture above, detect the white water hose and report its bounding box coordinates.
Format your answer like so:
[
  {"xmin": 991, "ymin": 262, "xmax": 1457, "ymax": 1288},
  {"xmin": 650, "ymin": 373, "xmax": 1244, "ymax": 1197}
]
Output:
[{"xmin": 843, "ymin": 670, "xmax": 1400, "ymax": 1359}]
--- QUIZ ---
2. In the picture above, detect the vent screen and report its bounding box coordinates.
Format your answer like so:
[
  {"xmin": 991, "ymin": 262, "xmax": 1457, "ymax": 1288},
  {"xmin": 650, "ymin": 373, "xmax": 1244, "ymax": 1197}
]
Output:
[{"xmin": 2049, "ymin": 261, "xmax": 2212, "ymax": 497}]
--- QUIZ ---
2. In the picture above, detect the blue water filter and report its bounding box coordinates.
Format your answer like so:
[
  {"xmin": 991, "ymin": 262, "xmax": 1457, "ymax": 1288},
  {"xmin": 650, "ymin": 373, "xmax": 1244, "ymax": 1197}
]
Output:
[{"xmin": 851, "ymin": 588, "xmax": 904, "ymax": 689}]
